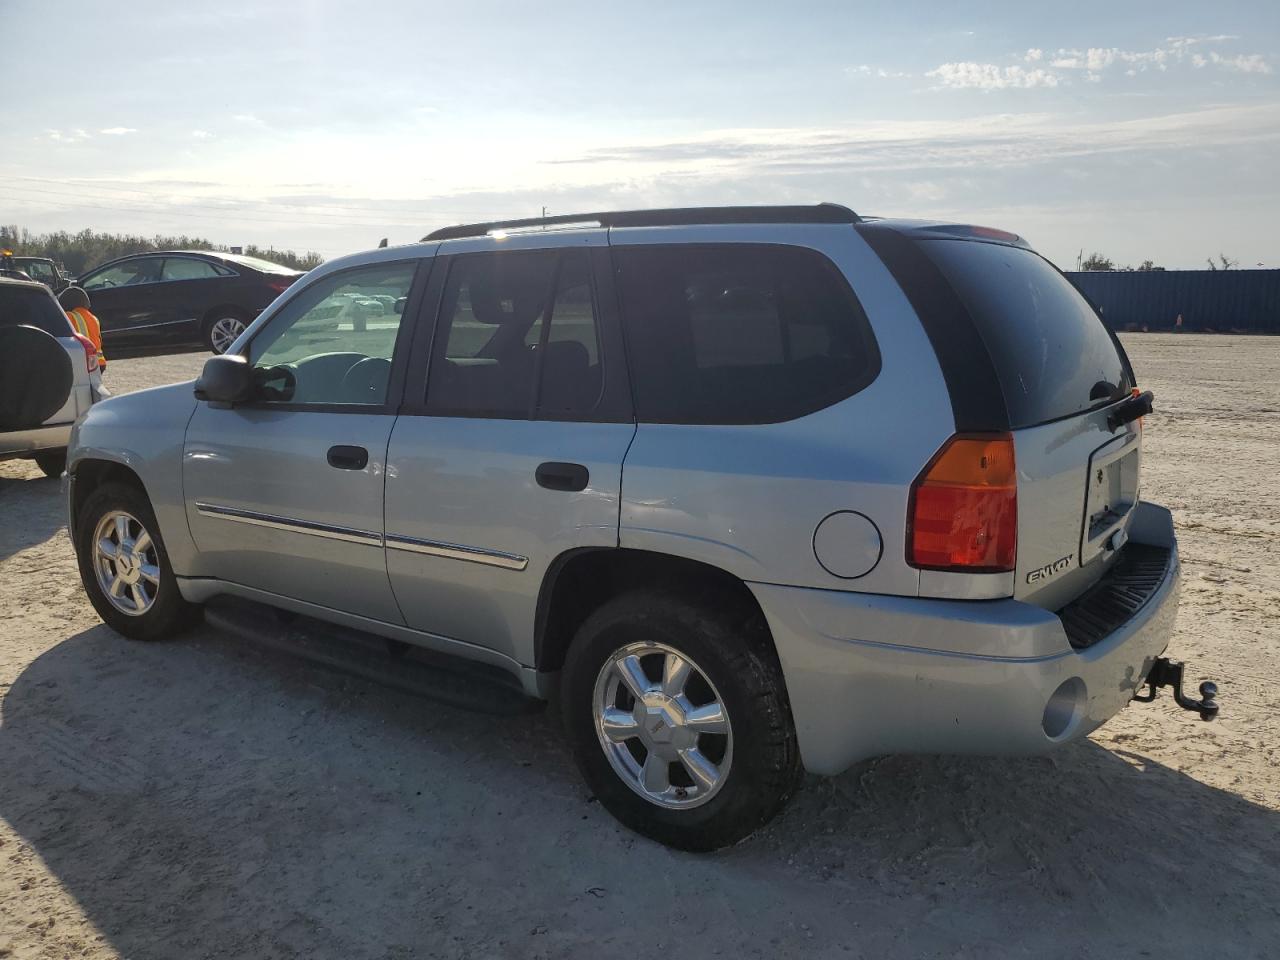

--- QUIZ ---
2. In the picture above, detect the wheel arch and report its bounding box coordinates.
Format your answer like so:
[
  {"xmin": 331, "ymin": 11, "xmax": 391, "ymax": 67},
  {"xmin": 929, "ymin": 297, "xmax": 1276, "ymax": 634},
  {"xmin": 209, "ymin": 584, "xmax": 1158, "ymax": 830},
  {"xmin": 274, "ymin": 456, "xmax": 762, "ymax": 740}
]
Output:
[
  {"xmin": 201, "ymin": 303, "xmax": 251, "ymax": 327},
  {"xmin": 534, "ymin": 547, "xmax": 778, "ymax": 676},
  {"xmin": 69, "ymin": 457, "xmax": 148, "ymax": 540}
]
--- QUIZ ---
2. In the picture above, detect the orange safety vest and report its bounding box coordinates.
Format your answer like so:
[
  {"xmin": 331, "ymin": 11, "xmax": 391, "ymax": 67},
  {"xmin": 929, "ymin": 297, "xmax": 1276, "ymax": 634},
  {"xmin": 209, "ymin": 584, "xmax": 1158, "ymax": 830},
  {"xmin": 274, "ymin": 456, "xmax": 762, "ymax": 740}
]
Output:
[{"xmin": 67, "ymin": 306, "xmax": 107, "ymax": 369}]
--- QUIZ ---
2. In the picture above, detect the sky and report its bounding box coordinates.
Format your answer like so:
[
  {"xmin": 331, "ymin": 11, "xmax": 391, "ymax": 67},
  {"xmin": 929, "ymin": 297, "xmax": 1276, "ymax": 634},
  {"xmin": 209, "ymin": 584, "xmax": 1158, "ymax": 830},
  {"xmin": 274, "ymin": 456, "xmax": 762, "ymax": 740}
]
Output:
[{"xmin": 2, "ymin": 0, "xmax": 1277, "ymax": 268}]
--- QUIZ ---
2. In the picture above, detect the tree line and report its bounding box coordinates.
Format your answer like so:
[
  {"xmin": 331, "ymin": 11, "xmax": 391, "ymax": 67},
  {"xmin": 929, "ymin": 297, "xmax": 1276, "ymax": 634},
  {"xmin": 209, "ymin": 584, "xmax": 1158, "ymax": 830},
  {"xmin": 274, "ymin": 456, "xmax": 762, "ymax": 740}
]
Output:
[
  {"xmin": 0, "ymin": 225, "xmax": 325, "ymax": 277},
  {"xmin": 1077, "ymin": 252, "xmax": 1241, "ymax": 272}
]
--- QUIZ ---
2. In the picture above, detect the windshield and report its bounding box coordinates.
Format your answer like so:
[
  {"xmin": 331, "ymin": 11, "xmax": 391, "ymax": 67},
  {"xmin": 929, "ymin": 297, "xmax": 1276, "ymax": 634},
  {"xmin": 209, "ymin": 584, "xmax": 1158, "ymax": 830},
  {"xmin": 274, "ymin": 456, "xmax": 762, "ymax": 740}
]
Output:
[{"xmin": 921, "ymin": 239, "xmax": 1134, "ymax": 428}]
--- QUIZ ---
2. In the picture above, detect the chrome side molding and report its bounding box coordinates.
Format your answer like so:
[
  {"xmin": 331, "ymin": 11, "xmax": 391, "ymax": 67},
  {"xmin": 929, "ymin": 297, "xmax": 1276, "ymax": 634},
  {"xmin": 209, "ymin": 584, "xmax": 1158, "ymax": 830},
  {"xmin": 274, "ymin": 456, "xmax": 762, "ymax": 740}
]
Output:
[
  {"xmin": 385, "ymin": 534, "xmax": 528, "ymax": 571},
  {"xmin": 193, "ymin": 502, "xmax": 383, "ymax": 546},
  {"xmin": 193, "ymin": 502, "xmax": 529, "ymax": 570}
]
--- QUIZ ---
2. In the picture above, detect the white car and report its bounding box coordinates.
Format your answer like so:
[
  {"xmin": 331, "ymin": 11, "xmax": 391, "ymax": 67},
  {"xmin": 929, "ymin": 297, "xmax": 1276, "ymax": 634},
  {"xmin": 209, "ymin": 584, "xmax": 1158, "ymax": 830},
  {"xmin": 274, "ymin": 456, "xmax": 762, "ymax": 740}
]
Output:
[{"xmin": 0, "ymin": 277, "xmax": 105, "ymax": 477}]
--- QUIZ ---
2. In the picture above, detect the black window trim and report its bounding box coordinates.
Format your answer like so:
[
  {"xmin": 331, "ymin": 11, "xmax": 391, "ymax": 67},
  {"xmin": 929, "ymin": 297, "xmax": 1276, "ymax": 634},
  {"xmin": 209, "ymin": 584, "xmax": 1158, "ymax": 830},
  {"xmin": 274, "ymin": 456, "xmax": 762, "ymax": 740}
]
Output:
[
  {"xmin": 401, "ymin": 247, "xmax": 633, "ymax": 424},
  {"xmin": 608, "ymin": 240, "xmax": 883, "ymax": 426},
  {"xmin": 224, "ymin": 255, "xmax": 433, "ymax": 416},
  {"xmin": 856, "ymin": 224, "xmax": 1009, "ymax": 433},
  {"xmin": 865, "ymin": 225, "xmax": 1137, "ymax": 432}
]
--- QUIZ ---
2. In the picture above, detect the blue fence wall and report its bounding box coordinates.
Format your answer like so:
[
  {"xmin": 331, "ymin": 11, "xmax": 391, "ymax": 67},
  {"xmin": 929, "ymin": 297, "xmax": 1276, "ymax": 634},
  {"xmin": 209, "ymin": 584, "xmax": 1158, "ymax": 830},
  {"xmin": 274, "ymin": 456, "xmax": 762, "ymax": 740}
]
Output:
[{"xmin": 1065, "ymin": 269, "xmax": 1280, "ymax": 334}]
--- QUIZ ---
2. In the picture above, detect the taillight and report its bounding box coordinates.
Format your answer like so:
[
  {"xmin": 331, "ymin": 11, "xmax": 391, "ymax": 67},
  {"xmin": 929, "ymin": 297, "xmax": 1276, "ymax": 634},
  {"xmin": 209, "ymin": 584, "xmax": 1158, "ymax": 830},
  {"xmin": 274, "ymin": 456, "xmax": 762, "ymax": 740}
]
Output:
[
  {"xmin": 71, "ymin": 332, "xmax": 99, "ymax": 373},
  {"xmin": 908, "ymin": 434, "xmax": 1017, "ymax": 572},
  {"xmin": 265, "ymin": 277, "xmax": 294, "ymax": 294}
]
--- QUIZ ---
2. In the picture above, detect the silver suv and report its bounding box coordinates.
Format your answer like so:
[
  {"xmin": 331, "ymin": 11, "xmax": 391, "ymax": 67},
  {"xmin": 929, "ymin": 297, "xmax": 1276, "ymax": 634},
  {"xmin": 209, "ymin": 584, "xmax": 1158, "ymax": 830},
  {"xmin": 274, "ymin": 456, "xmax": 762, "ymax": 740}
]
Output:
[{"xmin": 67, "ymin": 205, "xmax": 1212, "ymax": 850}]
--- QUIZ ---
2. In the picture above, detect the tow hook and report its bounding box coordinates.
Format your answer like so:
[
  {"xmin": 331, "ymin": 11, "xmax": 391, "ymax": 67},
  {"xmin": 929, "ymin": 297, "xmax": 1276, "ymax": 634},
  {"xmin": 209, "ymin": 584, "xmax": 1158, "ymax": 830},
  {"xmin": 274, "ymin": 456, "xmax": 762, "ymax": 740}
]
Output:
[{"xmin": 1133, "ymin": 657, "xmax": 1220, "ymax": 721}]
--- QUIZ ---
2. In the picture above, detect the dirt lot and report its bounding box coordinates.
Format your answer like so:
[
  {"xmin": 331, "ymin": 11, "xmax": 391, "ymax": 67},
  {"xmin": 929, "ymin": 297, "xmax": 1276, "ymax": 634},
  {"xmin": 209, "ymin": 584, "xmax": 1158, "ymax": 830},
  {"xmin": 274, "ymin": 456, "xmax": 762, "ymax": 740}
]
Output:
[{"xmin": 1, "ymin": 335, "xmax": 1277, "ymax": 959}]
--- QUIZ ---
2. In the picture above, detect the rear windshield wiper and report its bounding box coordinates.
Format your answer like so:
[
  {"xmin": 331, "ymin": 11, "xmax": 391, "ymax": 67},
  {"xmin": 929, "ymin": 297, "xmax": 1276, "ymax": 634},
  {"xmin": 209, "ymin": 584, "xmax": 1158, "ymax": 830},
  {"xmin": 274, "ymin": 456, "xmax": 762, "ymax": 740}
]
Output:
[{"xmin": 1106, "ymin": 390, "xmax": 1154, "ymax": 432}]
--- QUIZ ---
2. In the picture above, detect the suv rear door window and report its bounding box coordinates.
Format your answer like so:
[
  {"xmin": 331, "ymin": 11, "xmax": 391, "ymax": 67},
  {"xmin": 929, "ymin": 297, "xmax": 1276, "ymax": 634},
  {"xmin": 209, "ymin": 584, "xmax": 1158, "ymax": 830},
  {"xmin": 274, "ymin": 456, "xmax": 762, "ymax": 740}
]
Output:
[
  {"xmin": 612, "ymin": 244, "xmax": 880, "ymax": 424},
  {"xmin": 0, "ymin": 285, "xmax": 72, "ymax": 336},
  {"xmin": 920, "ymin": 239, "xmax": 1133, "ymax": 428},
  {"xmin": 427, "ymin": 249, "xmax": 606, "ymax": 420}
]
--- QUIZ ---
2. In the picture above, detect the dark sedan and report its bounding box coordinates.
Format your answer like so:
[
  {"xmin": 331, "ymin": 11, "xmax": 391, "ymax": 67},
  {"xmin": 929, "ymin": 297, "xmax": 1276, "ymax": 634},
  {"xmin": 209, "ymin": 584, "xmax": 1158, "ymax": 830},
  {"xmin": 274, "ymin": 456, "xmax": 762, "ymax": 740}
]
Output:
[{"xmin": 77, "ymin": 251, "xmax": 303, "ymax": 353}]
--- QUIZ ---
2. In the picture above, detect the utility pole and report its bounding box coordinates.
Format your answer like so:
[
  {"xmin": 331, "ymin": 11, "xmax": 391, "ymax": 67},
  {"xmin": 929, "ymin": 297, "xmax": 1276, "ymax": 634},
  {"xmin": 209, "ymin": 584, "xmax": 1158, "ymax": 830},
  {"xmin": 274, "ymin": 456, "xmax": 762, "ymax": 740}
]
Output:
[{"xmin": 541, "ymin": 206, "xmax": 548, "ymax": 229}]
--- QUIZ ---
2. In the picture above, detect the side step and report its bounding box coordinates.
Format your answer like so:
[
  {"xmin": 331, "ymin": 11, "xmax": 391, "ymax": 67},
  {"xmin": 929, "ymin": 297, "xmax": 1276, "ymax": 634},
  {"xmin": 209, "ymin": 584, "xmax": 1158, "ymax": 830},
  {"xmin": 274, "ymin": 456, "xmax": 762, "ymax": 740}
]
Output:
[{"xmin": 204, "ymin": 598, "xmax": 542, "ymax": 716}]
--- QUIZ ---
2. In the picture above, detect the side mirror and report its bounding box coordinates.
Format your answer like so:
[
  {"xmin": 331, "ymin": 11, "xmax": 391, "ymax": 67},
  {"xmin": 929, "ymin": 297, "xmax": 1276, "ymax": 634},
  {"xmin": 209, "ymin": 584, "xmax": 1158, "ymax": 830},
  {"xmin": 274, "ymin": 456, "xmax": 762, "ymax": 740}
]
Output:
[{"xmin": 194, "ymin": 354, "xmax": 256, "ymax": 404}]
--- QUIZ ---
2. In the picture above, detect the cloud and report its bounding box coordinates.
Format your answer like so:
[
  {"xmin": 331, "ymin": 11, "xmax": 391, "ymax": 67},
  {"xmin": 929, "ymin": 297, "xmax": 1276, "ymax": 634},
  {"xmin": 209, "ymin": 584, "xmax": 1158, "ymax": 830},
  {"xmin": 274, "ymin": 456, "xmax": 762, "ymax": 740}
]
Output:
[
  {"xmin": 926, "ymin": 63, "xmax": 1060, "ymax": 90},
  {"xmin": 99, "ymin": 126, "xmax": 137, "ymax": 135},
  {"xmin": 1049, "ymin": 37, "xmax": 1269, "ymax": 76},
  {"xmin": 1208, "ymin": 52, "xmax": 1272, "ymax": 74},
  {"xmin": 930, "ymin": 36, "xmax": 1271, "ymax": 90},
  {"xmin": 46, "ymin": 129, "xmax": 91, "ymax": 143},
  {"xmin": 544, "ymin": 103, "xmax": 1280, "ymax": 178},
  {"xmin": 848, "ymin": 64, "xmax": 912, "ymax": 79},
  {"xmin": 232, "ymin": 114, "xmax": 266, "ymax": 126},
  {"xmin": 191, "ymin": 130, "xmax": 213, "ymax": 139}
]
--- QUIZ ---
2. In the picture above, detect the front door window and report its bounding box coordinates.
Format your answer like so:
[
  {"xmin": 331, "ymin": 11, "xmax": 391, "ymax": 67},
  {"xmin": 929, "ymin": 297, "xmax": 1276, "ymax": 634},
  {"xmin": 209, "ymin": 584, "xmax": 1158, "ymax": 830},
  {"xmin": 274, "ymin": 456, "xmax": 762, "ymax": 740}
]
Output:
[{"xmin": 248, "ymin": 262, "xmax": 417, "ymax": 405}]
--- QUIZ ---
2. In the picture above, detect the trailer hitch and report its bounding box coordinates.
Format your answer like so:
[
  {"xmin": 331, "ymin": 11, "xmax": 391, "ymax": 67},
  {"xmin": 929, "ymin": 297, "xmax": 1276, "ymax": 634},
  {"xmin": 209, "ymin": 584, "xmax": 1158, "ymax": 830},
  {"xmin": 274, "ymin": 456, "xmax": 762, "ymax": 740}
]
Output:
[{"xmin": 1133, "ymin": 657, "xmax": 1219, "ymax": 720}]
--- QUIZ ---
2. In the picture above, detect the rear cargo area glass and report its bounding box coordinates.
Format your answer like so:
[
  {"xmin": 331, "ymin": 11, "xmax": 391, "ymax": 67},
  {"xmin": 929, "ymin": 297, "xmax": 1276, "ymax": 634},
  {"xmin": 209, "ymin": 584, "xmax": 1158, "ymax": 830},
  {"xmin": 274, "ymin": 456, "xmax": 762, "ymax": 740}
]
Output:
[
  {"xmin": 921, "ymin": 239, "xmax": 1131, "ymax": 428},
  {"xmin": 0, "ymin": 287, "xmax": 73, "ymax": 337}
]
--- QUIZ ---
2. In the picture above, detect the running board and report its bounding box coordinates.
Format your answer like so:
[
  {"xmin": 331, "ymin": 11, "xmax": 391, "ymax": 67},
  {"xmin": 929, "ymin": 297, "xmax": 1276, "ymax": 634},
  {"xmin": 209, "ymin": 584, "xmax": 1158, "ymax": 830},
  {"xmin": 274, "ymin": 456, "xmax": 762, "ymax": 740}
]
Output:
[{"xmin": 204, "ymin": 597, "xmax": 542, "ymax": 716}]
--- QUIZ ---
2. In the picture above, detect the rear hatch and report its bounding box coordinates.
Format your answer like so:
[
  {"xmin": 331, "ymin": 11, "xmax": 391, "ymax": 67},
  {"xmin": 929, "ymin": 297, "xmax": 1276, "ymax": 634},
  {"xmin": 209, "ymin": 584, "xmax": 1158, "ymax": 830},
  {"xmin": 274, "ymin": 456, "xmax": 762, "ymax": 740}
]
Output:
[{"xmin": 909, "ymin": 234, "xmax": 1140, "ymax": 609}]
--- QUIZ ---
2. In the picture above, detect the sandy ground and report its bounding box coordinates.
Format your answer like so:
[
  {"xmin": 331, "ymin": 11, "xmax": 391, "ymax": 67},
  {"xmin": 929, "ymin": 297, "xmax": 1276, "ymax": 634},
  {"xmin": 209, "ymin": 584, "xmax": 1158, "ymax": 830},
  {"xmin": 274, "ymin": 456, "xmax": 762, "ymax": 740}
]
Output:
[{"xmin": 1, "ymin": 335, "xmax": 1277, "ymax": 959}]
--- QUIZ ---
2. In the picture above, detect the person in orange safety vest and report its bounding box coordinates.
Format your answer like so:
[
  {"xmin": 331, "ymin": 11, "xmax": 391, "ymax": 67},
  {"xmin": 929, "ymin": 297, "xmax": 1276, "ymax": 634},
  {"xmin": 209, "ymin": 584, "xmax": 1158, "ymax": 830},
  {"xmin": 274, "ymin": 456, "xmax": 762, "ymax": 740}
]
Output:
[{"xmin": 58, "ymin": 286, "xmax": 107, "ymax": 370}]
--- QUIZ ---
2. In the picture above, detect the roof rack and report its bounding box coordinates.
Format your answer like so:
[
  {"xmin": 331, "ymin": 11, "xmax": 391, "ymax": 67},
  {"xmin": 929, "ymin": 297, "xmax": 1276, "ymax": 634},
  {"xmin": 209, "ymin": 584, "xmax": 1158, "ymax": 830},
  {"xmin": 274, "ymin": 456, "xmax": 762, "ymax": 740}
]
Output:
[{"xmin": 422, "ymin": 203, "xmax": 859, "ymax": 242}]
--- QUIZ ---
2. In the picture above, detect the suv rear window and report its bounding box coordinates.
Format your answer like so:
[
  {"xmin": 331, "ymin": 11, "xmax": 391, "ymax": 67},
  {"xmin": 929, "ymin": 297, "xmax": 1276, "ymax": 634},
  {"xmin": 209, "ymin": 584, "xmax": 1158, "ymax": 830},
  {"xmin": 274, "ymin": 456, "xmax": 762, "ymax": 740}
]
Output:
[
  {"xmin": 0, "ymin": 285, "xmax": 72, "ymax": 337},
  {"xmin": 613, "ymin": 244, "xmax": 880, "ymax": 423},
  {"xmin": 921, "ymin": 239, "xmax": 1133, "ymax": 428}
]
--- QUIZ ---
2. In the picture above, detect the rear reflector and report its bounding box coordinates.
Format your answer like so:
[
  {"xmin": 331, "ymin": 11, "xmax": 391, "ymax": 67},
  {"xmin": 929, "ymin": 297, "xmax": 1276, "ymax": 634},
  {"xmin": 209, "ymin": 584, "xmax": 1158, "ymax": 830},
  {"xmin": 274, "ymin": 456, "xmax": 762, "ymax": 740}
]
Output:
[
  {"xmin": 71, "ymin": 332, "xmax": 99, "ymax": 373},
  {"xmin": 908, "ymin": 434, "xmax": 1017, "ymax": 572}
]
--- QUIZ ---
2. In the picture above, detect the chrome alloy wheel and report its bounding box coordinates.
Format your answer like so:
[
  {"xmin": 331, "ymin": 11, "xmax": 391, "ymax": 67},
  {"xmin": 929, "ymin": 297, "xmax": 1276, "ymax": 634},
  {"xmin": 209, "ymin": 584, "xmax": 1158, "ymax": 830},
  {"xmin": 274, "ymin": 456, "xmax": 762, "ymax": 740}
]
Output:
[
  {"xmin": 92, "ymin": 511, "xmax": 160, "ymax": 616},
  {"xmin": 593, "ymin": 641, "xmax": 733, "ymax": 809},
  {"xmin": 209, "ymin": 316, "xmax": 246, "ymax": 354}
]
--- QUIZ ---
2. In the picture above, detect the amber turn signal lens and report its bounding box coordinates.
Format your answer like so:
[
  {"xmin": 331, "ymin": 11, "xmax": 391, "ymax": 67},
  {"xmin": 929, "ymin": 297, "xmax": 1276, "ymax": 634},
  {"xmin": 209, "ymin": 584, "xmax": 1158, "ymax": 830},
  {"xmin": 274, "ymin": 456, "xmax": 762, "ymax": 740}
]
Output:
[{"xmin": 908, "ymin": 434, "xmax": 1017, "ymax": 572}]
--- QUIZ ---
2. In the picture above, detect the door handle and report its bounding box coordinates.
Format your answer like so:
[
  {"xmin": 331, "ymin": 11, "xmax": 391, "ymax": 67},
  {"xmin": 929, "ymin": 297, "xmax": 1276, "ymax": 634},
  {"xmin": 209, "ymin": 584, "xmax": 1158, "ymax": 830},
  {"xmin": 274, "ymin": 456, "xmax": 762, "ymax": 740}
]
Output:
[
  {"xmin": 327, "ymin": 445, "xmax": 369, "ymax": 470},
  {"xmin": 536, "ymin": 461, "xmax": 589, "ymax": 492}
]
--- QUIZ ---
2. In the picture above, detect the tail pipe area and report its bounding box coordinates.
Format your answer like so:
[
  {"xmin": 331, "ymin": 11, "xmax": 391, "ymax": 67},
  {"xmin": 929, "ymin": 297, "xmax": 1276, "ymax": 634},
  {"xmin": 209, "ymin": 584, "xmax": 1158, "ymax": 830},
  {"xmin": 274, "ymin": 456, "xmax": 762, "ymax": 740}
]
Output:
[{"xmin": 1133, "ymin": 657, "xmax": 1220, "ymax": 721}]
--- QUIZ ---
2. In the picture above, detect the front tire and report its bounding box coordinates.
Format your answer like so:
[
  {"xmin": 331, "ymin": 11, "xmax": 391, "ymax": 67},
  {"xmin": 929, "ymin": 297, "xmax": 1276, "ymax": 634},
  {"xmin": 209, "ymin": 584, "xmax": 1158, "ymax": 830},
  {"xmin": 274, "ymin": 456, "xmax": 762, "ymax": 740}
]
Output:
[
  {"xmin": 561, "ymin": 589, "xmax": 801, "ymax": 851},
  {"xmin": 75, "ymin": 482, "xmax": 200, "ymax": 640}
]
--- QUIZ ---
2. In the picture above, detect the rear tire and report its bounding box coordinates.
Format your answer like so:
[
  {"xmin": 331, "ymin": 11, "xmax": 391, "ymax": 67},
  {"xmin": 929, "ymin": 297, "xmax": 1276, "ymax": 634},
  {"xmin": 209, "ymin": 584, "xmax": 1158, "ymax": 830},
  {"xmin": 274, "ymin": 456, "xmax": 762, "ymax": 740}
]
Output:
[
  {"xmin": 561, "ymin": 589, "xmax": 801, "ymax": 851},
  {"xmin": 34, "ymin": 450, "xmax": 67, "ymax": 478},
  {"xmin": 203, "ymin": 312, "xmax": 248, "ymax": 354},
  {"xmin": 75, "ymin": 481, "xmax": 200, "ymax": 640}
]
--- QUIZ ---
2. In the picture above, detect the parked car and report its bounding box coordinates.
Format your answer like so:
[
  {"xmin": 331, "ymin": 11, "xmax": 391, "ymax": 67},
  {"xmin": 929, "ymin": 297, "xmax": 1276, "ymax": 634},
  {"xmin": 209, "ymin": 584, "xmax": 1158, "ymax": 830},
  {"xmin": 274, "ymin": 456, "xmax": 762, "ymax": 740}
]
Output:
[
  {"xmin": 75, "ymin": 251, "xmax": 302, "ymax": 354},
  {"xmin": 1, "ymin": 277, "xmax": 105, "ymax": 477},
  {"xmin": 65, "ymin": 205, "xmax": 1214, "ymax": 850}
]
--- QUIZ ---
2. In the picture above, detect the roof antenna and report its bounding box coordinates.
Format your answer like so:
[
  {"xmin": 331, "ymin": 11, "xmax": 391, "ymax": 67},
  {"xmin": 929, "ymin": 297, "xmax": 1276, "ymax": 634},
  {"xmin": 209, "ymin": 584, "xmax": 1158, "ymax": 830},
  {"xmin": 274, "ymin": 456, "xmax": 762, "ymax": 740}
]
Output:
[{"xmin": 377, "ymin": 238, "xmax": 388, "ymax": 249}]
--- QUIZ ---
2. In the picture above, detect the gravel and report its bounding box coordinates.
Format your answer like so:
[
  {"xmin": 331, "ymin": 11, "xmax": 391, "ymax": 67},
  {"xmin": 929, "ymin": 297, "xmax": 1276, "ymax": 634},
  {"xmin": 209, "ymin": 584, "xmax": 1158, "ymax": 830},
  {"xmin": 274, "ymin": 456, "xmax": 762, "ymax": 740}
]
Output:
[{"xmin": 1, "ymin": 335, "xmax": 1276, "ymax": 959}]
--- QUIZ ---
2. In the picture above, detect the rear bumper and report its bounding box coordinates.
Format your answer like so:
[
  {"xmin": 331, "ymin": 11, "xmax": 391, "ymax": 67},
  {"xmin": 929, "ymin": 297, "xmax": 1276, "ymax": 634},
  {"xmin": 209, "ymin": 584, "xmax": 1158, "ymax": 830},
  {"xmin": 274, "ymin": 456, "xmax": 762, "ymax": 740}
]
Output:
[
  {"xmin": 750, "ymin": 500, "xmax": 1180, "ymax": 775},
  {"xmin": 0, "ymin": 422, "xmax": 72, "ymax": 460}
]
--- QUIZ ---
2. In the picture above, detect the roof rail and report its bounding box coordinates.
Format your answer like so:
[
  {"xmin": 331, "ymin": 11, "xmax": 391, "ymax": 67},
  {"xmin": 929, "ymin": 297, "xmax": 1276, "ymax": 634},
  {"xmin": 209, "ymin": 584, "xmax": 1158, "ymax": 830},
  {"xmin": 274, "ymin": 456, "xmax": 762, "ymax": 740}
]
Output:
[{"xmin": 422, "ymin": 203, "xmax": 859, "ymax": 242}]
